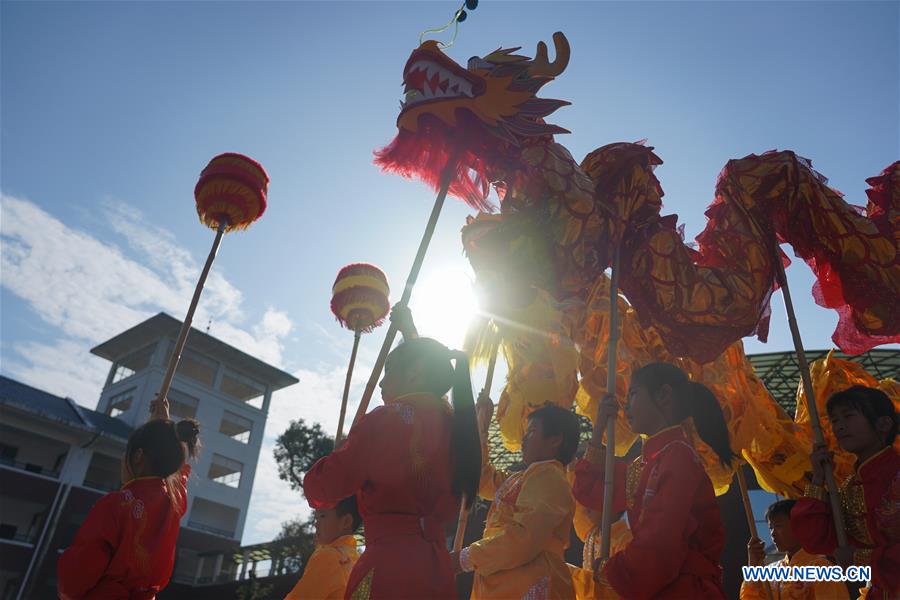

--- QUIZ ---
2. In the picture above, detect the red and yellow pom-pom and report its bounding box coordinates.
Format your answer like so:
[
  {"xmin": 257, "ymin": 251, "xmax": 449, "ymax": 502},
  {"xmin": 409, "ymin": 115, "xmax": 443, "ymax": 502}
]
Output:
[
  {"xmin": 194, "ymin": 153, "xmax": 268, "ymax": 232},
  {"xmin": 331, "ymin": 263, "xmax": 390, "ymax": 333}
]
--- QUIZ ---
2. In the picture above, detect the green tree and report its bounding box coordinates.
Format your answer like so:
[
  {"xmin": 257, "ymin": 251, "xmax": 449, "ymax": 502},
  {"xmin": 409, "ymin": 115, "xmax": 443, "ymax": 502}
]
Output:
[
  {"xmin": 275, "ymin": 516, "xmax": 318, "ymax": 574},
  {"xmin": 273, "ymin": 419, "xmax": 334, "ymax": 492}
]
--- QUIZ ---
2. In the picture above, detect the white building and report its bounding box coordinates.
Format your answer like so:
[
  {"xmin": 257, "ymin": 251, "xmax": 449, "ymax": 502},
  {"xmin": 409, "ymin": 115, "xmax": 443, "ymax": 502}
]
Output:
[{"xmin": 0, "ymin": 312, "xmax": 298, "ymax": 599}]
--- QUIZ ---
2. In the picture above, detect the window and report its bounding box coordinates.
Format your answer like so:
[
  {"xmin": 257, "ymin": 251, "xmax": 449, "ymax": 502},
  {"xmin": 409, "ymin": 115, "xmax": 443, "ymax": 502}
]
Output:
[
  {"xmin": 188, "ymin": 497, "xmax": 240, "ymax": 538},
  {"xmin": 164, "ymin": 343, "xmax": 218, "ymax": 388},
  {"xmin": 107, "ymin": 389, "xmax": 135, "ymax": 418},
  {"xmin": 111, "ymin": 344, "xmax": 156, "ymax": 383},
  {"xmin": 219, "ymin": 411, "xmax": 252, "ymax": 444},
  {"xmin": 0, "ymin": 443, "xmax": 18, "ymax": 464},
  {"xmin": 208, "ymin": 454, "xmax": 243, "ymax": 488},
  {"xmin": 219, "ymin": 368, "xmax": 265, "ymax": 408},
  {"xmin": 83, "ymin": 453, "xmax": 121, "ymax": 492},
  {"xmin": 168, "ymin": 389, "xmax": 200, "ymax": 420}
]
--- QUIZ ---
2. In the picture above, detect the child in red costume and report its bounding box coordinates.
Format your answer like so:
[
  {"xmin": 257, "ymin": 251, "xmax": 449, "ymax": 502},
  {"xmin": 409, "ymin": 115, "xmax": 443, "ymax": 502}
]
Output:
[
  {"xmin": 573, "ymin": 362, "xmax": 731, "ymax": 599},
  {"xmin": 303, "ymin": 306, "xmax": 481, "ymax": 599},
  {"xmin": 791, "ymin": 385, "xmax": 899, "ymax": 600},
  {"xmin": 58, "ymin": 397, "xmax": 200, "ymax": 599}
]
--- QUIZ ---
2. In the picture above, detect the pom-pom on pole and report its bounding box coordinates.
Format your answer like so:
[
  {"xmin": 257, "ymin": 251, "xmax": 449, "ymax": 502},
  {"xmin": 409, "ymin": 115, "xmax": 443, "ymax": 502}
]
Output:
[
  {"xmin": 331, "ymin": 263, "xmax": 391, "ymax": 443},
  {"xmin": 157, "ymin": 153, "xmax": 268, "ymax": 404}
]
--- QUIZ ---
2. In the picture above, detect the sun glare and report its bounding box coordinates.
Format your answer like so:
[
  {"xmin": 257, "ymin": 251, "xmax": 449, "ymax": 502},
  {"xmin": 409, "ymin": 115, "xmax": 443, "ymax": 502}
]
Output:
[{"xmin": 409, "ymin": 265, "xmax": 479, "ymax": 350}]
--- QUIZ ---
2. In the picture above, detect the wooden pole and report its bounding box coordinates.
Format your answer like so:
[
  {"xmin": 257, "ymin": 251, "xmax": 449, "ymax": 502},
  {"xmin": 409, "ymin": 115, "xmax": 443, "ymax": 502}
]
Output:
[
  {"xmin": 773, "ymin": 248, "xmax": 849, "ymax": 549},
  {"xmin": 599, "ymin": 247, "xmax": 621, "ymax": 561},
  {"xmin": 334, "ymin": 329, "xmax": 362, "ymax": 444},
  {"xmin": 158, "ymin": 220, "xmax": 227, "ymax": 402},
  {"xmin": 351, "ymin": 150, "xmax": 462, "ymax": 428},
  {"xmin": 453, "ymin": 332, "xmax": 501, "ymax": 553},
  {"xmin": 736, "ymin": 466, "xmax": 774, "ymax": 600}
]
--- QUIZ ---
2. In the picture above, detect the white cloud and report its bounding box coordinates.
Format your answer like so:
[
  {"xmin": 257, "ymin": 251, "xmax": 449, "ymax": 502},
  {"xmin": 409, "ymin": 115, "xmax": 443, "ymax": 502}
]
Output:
[
  {"xmin": 1, "ymin": 339, "xmax": 110, "ymax": 403},
  {"xmin": 0, "ymin": 194, "xmax": 293, "ymax": 394}
]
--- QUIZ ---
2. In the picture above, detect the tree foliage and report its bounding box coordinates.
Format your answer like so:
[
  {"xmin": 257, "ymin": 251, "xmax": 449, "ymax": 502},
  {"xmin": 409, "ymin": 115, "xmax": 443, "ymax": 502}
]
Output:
[
  {"xmin": 273, "ymin": 418, "xmax": 334, "ymax": 492},
  {"xmin": 275, "ymin": 516, "xmax": 318, "ymax": 574}
]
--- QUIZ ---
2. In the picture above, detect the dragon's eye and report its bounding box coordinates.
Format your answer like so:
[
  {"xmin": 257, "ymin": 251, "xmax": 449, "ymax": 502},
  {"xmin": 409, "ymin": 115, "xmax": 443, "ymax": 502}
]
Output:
[{"xmin": 468, "ymin": 56, "xmax": 492, "ymax": 71}]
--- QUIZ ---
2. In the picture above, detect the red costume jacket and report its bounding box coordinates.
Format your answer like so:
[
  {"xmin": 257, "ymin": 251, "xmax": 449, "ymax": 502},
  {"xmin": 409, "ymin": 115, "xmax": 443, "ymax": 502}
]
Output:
[
  {"xmin": 573, "ymin": 425, "xmax": 726, "ymax": 599},
  {"xmin": 304, "ymin": 393, "xmax": 458, "ymax": 600},
  {"xmin": 791, "ymin": 447, "xmax": 899, "ymax": 599},
  {"xmin": 57, "ymin": 464, "xmax": 190, "ymax": 600}
]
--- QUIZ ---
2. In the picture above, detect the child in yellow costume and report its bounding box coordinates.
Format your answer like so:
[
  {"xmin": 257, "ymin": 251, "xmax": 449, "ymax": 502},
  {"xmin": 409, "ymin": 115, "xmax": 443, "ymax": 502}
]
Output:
[
  {"xmin": 741, "ymin": 499, "xmax": 849, "ymax": 600},
  {"xmin": 284, "ymin": 496, "xmax": 360, "ymax": 600},
  {"xmin": 452, "ymin": 393, "xmax": 578, "ymax": 599}
]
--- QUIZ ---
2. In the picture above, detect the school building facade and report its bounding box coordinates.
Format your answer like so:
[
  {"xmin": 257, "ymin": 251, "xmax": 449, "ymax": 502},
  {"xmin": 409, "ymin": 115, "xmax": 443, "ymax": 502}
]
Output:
[{"xmin": 0, "ymin": 313, "xmax": 298, "ymax": 600}]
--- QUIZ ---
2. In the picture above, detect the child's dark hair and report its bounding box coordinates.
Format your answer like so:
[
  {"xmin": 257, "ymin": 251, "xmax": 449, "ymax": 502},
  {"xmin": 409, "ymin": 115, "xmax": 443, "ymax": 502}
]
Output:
[
  {"xmin": 385, "ymin": 338, "xmax": 481, "ymax": 508},
  {"xmin": 335, "ymin": 495, "xmax": 363, "ymax": 532},
  {"xmin": 126, "ymin": 418, "xmax": 200, "ymax": 505},
  {"xmin": 631, "ymin": 362, "xmax": 735, "ymax": 468},
  {"xmin": 527, "ymin": 405, "xmax": 580, "ymax": 465},
  {"xmin": 826, "ymin": 385, "xmax": 898, "ymax": 446},
  {"xmin": 765, "ymin": 499, "xmax": 796, "ymax": 522}
]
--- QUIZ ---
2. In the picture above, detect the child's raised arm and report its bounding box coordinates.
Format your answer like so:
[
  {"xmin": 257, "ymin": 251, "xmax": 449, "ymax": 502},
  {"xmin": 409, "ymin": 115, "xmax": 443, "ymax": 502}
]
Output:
[{"xmin": 475, "ymin": 391, "xmax": 508, "ymax": 500}]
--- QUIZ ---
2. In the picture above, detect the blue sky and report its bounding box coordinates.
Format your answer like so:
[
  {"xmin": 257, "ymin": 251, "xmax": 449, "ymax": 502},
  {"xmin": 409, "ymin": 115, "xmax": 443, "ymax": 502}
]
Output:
[{"xmin": 2, "ymin": 1, "xmax": 897, "ymax": 544}]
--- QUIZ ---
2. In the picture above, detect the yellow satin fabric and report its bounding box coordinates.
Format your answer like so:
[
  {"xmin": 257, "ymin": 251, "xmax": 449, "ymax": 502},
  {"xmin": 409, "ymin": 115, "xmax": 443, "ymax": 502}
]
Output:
[
  {"xmin": 284, "ymin": 535, "xmax": 359, "ymax": 600},
  {"xmin": 468, "ymin": 460, "xmax": 576, "ymax": 600}
]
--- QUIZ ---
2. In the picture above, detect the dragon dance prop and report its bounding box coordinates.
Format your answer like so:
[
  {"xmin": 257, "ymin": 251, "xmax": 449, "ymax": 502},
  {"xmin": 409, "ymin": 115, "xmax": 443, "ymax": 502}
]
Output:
[
  {"xmin": 158, "ymin": 153, "xmax": 267, "ymax": 403},
  {"xmin": 736, "ymin": 467, "xmax": 775, "ymax": 600},
  {"xmin": 599, "ymin": 248, "xmax": 620, "ymax": 562},
  {"xmin": 374, "ymin": 30, "xmax": 899, "ymax": 550},
  {"xmin": 331, "ymin": 263, "xmax": 390, "ymax": 444}
]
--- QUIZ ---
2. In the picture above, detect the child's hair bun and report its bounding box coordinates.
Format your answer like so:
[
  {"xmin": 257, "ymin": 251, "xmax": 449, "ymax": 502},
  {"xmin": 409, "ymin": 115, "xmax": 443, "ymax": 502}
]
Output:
[{"xmin": 175, "ymin": 419, "xmax": 201, "ymax": 458}]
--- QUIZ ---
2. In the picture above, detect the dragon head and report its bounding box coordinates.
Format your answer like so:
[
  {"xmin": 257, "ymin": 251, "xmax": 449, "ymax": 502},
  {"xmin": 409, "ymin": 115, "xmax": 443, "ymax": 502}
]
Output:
[{"xmin": 376, "ymin": 33, "xmax": 572, "ymax": 210}]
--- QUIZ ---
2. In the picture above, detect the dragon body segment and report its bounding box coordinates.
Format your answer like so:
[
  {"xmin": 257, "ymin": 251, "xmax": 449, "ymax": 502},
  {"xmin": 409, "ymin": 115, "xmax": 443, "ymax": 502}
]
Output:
[{"xmin": 377, "ymin": 32, "xmax": 900, "ymax": 494}]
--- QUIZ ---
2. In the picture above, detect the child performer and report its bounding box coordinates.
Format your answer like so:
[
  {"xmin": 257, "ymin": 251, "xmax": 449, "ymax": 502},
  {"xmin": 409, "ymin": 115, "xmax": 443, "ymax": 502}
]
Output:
[
  {"xmin": 452, "ymin": 392, "xmax": 578, "ymax": 600},
  {"xmin": 284, "ymin": 496, "xmax": 361, "ymax": 600},
  {"xmin": 741, "ymin": 499, "xmax": 849, "ymax": 600},
  {"xmin": 303, "ymin": 306, "xmax": 481, "ymax": 600},
  {"xmin": 573, "ymin": 363, "xmax": 732, "ymax": 599},
  {"xmin": 58, "ymin": 397, "xmax": 199, "ymax": 599},
  {"xmin": 791, "ymin": 386, "xmax": 899, "ymax": 600}
]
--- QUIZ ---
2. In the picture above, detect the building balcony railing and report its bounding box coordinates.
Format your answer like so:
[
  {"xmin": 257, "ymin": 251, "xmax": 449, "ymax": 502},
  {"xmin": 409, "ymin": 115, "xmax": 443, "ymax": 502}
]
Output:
[
  {"xmin": 0, "ymin": 530, "xmax": 37, "ymax": 545},
  {"xmin": 0, "ymin": 457, "xmax": 60, "ymax": 479},
  {"xmin": 187, "ymin": 520, "xmax": 235, "ymax": 539}
]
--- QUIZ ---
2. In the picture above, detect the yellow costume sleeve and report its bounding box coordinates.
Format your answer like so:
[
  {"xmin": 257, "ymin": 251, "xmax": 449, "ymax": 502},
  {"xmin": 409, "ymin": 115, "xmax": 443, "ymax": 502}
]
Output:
[
  {"xmin": 477, "ymin": 443, "xmax": 511, "ymax": 500},
  {"xmin": 572, "ymin": 498, "xmax": 601, "ymax": 542},
  {"xmin": 284, "ymin": 547, "xmax": 342, "ymax": 600},
  {"xmin": 467, "ymin": 464, "xmax": 574, "ymax": 577},
  {"xmin": 738, "ymin": 581, "xmax": 771, "ymax": 600}
]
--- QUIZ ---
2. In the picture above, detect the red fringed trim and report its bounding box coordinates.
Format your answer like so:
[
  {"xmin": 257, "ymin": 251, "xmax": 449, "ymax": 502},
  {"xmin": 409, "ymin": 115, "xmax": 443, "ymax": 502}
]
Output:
[
  {"xmin": 375, "ymin": 113, "xmax": 532, "ymax": 212},
  {"xmin": 330, "ymin": 287, "xmax": 390, "ymax": 333}
]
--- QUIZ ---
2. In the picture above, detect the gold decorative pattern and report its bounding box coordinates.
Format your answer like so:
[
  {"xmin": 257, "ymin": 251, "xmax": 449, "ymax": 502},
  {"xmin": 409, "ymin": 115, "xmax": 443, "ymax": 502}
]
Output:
[
  {"xmin": 840, "ymin": 475, "xmax": 875, "ymax": 547},
  {"xmin": 625, "ymin": 457, "xmax": 645, "ymax": 512},
  {"xmin": 802, "ymin": 482, "xmax": 828, "ymax": 502},
  {"xmin": 349, "ymin": 569, "xmax": 374, "ymax": 600},
  {"xmin": 585, "ymin": 444, "xmax": 605, "ymax": 465},
  {"xmin": 582, "ymin": 525, "xmax": 599, "ymax": 567}
]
